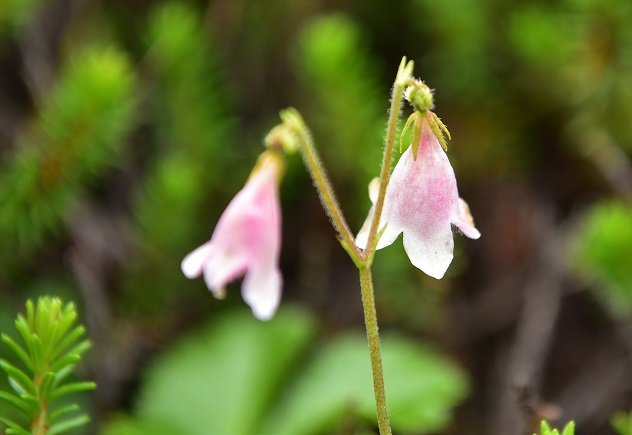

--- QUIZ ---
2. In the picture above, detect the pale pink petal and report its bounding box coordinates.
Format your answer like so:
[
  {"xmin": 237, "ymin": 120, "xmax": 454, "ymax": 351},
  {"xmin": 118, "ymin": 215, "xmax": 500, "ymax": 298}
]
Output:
[
  {"xmin": 451, "ymin": 198, "xmax": 481, "ymax": 239},
  {"xmin": 357, "ymin": 120, "xmax": 478, "ymax": 279},
  {"xmin": 241, "ymin": 265, "xmax": 282, "ymax": 321},
  {"xmin": 203, "ymin": 251, "xmax": 248, "ymax": 298},
  {"xmin": 355, "ymin": 205, "xmax": 375, "ymax": 250},
  {"xmin": 355, "ymin": 177, "xmax": 401, "ymax": 250},
  {"xmin": 402, "ymin": 221, "xmax": 454, "ymax": 279},
  {"xmin": 181, "ymin": 151, "xmax": 285, "ymax": 319},
  {"xmin": 181, "ymin": 242, "xmax": 213, "ymax": 278}
]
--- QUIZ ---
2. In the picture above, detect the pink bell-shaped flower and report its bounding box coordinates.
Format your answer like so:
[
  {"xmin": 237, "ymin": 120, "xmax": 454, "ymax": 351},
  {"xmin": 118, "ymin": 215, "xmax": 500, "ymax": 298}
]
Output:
[
  {"xmin": 181, "ymin": 151, "xmax": 284, "ymax": 320},
  {"xmin": 356, "ymin": 122, "xmax": 480, "ymax": 279}
]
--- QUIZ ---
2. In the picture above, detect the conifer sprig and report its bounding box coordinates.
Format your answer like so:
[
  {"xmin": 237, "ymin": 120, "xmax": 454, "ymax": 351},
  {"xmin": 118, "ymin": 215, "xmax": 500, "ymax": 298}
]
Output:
[{"xmin": 0, "ymin": 297, "xmax": 95, "ymax": 435}]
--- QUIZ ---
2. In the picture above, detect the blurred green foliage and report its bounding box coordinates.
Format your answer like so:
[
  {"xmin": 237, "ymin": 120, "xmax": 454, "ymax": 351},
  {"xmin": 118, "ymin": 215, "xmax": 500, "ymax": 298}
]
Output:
[
  {"xmin": 612, "ymin": 410, "xmax": 632, "ymax": 435},
  {"xmin": 572, "ymin": 201, "xmax": 632, "ymax": 316},
  {"xmin": 0, "ymin": 0, "xmax": 631, "ymax": 433},
  {"xmin": 119, "ymin": 1, "xmax": 237, "ymax": 315},
  {"xmin": 104, "ymin": 308, "xmax": 468, "ymax": 434},
  {"xmin": 0, "ymin": 48, "xmax": 135, "ymax": 264}
]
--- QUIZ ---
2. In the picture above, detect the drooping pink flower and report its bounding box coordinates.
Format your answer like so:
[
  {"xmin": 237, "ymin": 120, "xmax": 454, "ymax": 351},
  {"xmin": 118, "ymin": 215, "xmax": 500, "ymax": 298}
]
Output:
[
  {"xmin": 356, "ymin": 122, "xmax": 480, "ymax": 279},
  {"xmin": 181, "ymin": 151, "xmax": 284, "ymax": 320}
]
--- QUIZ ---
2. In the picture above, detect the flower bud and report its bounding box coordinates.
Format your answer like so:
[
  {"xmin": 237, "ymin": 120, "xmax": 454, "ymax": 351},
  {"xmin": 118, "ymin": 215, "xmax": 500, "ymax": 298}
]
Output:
[{"xmin": 404, "ymin": 80, "xmax": 434, "ymax": 113}]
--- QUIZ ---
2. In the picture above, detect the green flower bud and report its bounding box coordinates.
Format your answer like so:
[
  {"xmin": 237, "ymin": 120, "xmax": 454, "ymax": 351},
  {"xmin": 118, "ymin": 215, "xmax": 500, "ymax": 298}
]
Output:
[{"xmin": 404, "ymin": 80, "xmax": 434, "ymax": 113}]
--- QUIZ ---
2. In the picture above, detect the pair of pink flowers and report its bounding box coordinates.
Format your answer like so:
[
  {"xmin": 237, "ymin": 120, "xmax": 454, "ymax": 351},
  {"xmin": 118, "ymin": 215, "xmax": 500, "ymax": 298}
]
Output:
[{"xmin": 181, "ymin": 122, "xmax": 479, "ymax": 319}]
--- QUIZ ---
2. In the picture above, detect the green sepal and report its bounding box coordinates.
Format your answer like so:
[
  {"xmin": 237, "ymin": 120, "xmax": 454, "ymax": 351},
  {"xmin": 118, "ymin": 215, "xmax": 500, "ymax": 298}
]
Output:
[
  {"xmin": 429, "ymin": 111, "xmax": 450, "ymax": 151},
  {"xmin": 50, "ymin": 381, "xmax": 96, "ymax": 401},
  {"xmin": 400, "ymin": 113, "xmax": 416, "ymax": 153},
  {"xmin": 48, "ymin": 414, "xmax": 91, "ymax": 435},
  {"xmin": 0, "ymin": 390, "xmax": 31, "ymax": 416},
  {"xmin": 411, "ymin": 114, "xmax": 423, "ymax": 160},
  {"xmin": 1, "ymin": 334, "xmax": 32, "ymax": 371}
]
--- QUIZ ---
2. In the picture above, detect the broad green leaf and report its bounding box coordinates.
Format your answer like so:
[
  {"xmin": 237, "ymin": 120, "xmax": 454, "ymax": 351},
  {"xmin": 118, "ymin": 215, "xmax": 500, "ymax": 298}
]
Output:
[
  {"xmin": 133, "ymin": 307, "xmax": 316, "ymax": 434},
  {"xmin": 262, "ymin": 333, "xmax": 468, "ymax": 434}
]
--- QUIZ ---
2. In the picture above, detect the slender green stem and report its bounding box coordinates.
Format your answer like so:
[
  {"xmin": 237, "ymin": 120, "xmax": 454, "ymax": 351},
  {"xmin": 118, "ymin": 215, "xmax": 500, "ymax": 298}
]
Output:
[
  {"xmin": 363, "ymin": 59, "xmax": 412, "ymax": 261},
  {"xmin": 285, "ymin": 110, "xmax": 363, "ymax": 263},
  {"xmin": 359, "ymin": 266, "xmax": 391, "ymax": 435}
]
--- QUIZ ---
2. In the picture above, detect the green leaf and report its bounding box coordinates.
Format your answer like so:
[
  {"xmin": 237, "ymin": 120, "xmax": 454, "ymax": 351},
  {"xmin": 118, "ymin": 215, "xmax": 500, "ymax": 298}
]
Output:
[
  {"xmin": 51, "ymin": 325, "xmax": 85, "ymax": 361},
  {"xmin": 263, "ymin": 333, "xmax": 468, "ymax": 434},
  {"xmin": 50, "ymin": 404, "xmax": 80, "ymax": 422},
  {"xmin": 0, "ymin": 360, "xmax": 36, "ymax": 396},
  {"xmin": 19, "ymin": 392, "xmax": 41, "ymax": 414},
  {"xmin": 612, "ymin": 410, "xmax": 632, "ymax": 435},
  {"xmin": 573, "ymin": 201, "xmax": 632, "ymax": 316},
  {"xmin": 540, "ymin": 420, "xmax": 552, "ymax": 435},
  {"xmin": 31, "ymin": 334, "xmax": 46, "ymax": 374},
  {"xmin": 1, "ymin": 334, "xmax": 32, "ymax": 372},
  {"xmin": 132, "ymin": 307, "xmax": 315, "ymax": 434},
  {"xmin": 49, "ymin": 381, "xmax": 96, "ymax": 401},
  {"xmin": 0, "ymin": 391, "xmax": 31, "ymax": 416},
  {"xmin": 562, "ymin": 421, "xmax": 575, "ymax": 435},
  {"xmin": 102, "ymin": 308, "xmax": 468, "ymax": 434},
  {"xmin": 39, "ymin": 372, "xmax": 56, "ymax": 400},
  {"xmin": 0, "ymin": 417, "xmax": 30, "ymax": 435},
  {"xmin": 49, "ymin": 353, "xmax": 80, "ymax": 374},
  {"xmin": 48, "ymin": 414, "xmax": 91, "ymax": 435}
]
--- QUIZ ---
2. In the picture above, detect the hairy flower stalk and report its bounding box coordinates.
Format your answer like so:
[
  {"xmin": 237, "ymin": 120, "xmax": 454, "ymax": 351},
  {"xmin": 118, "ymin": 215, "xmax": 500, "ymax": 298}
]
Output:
[{"xmin": 181, "ymin": 150, "xmax": 285, "ymax": 321}]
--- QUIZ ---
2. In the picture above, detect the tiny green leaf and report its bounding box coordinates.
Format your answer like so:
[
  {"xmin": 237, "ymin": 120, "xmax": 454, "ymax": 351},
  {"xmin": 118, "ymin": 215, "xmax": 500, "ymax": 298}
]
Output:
[
  {"xmin": 50, "ymin": 404, "xmax": 80, "ymax": 422},
  {"xmin": 0, "ymin": 360, "xmax": 37, "ymax": 395},
  {"xmin": 50, "ymin": 381, "xmax": 96, "ymax": 401},
  {"xmin": 48, "ymin": 414, "xmax": 91, "ymax": 435},
  {"xmin": 1, "ymin": 334, "xmax": 33, "ymax": 371},
  {"xmin": 0, "ymin": 390, "xmax": 31, "ymax": 416},
  {"xmin": 562, "ymin": 421, "xmax": 576, "ymax": 435},
  {"xmin": 0, "ymin": 417, "xmax": 30, "ymax": 435}
]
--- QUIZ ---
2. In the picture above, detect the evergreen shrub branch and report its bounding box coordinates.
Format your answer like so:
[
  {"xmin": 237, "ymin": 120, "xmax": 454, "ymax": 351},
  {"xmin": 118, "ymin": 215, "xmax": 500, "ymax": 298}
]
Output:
[
  {"xmin": 0, "ymin": 297, "xmax": 95, "ymax": 435},
  {"xmin": 0, "ymin": 48, "xmax": 135, "ymax": 262}
]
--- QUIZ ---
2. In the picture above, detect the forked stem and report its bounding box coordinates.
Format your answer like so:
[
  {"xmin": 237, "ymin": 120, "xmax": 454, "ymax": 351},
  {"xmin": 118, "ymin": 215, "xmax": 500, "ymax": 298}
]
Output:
[{"xmin": 280, "ymin": 57, "xmax": 414, "ymax": 435}]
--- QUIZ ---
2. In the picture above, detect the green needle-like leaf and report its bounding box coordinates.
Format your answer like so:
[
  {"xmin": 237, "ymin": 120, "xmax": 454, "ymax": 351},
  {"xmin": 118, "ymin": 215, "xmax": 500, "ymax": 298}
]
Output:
[
  {"xmin": 39, "ymin": 371, "xmax": 57, "ymax": 400},
  {"xmin": 51, "ymin": 325, "xmax": 85, "ymax": 361},
  {"xmin": 48, "ymin": 414, "xmax": 91, "ymax": 435},
  {"xmin": 20, "ymin": 392, "xmax": 42, "ymax": 414},
  {"xmin": 0, "ymin": 391, "xmax": 31, "ymax": 416},
  {"xmin": 0, "ymin": 360, "xmax": 37, "ymax": 396},
  {"xmin": 0, "ymin": 417, "xmax": 30, "ymax": 435},
  {"xmin": 49, "ymin": 381, "xmax": 96, "ymax": 401},
  {"xmin": 1, "ymin": 334, "xmax": 33, "ymax": 371},
  {"xmin": 50, "ymin": 404, "xmax": 80, "ymax": 422},
  {"xmin": 49, "ymin": 353, "xmax": 80, "ymax": 374},
  {"xmin": 31, "ymin": 334, "xmax": 46, "ymax": 374}
]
